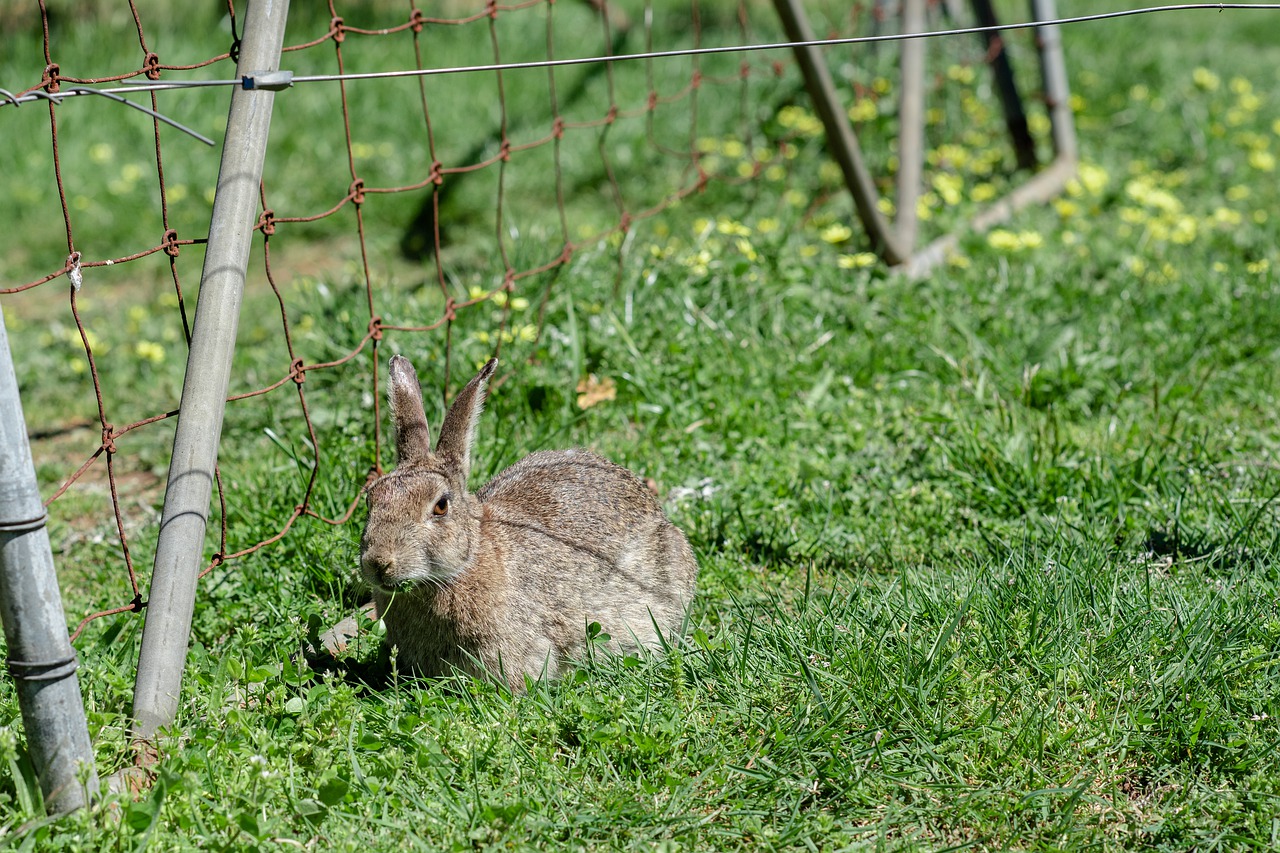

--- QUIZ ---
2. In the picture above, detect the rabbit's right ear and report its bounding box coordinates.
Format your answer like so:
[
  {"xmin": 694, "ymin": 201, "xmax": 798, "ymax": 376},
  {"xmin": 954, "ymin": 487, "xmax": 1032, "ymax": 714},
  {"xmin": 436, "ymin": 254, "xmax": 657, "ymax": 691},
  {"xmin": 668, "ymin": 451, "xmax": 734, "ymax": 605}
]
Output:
[
  {"xmin": 436, "ymin": 358, "xmax": 497, "ymax": 483},
  {"xmin": 388, "ymin": 355, "xmax": 432, "ymax": 467}
]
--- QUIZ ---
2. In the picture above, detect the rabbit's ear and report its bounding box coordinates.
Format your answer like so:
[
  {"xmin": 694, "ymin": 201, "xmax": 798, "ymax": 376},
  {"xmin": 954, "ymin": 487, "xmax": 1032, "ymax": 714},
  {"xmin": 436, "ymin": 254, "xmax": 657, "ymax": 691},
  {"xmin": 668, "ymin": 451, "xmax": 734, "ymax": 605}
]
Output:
[
  {"xmin": 388, "ymin": 355, "xmax": 432, "ymax": 467},
  {"xmin": 436, "ymin": 358, "xmax": 497, "ymax": 483}
]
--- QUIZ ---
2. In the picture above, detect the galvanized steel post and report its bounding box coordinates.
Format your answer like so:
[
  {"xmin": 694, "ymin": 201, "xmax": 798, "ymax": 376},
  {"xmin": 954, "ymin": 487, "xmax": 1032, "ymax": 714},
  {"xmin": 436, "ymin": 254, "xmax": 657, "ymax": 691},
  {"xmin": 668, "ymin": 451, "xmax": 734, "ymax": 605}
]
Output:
[
  {"xmin": 0, "ymin": 303, "xmax": 99, "ymax": 814},
  {"xmin": 131, "ymin": 0, "xmax": 291, "ymax": 741}
]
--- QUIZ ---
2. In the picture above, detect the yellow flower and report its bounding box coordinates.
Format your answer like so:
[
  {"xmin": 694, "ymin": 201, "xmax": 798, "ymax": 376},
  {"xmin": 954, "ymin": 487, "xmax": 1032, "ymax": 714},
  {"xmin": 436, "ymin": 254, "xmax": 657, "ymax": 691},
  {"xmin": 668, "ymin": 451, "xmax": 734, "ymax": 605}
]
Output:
[
  {"xmin": 1226, "ymin": 185, "xmax": 1250, "ymax": 201},
  {"xmin": 510, "ymin": 297, "xmax": 530, "ymax": 311},
  {"xmin": 756, "ymin": 217, "xmax": 779, "ymax": 234},
  {"xmin": 777, "ymin": 105, "xmax": 823, "ymax": 136},
  {"xmin": 928, "ymin": 143, "xmax": 970, "ymax": 169},
  {"xmin": 800, "ymin": 244, "xmax": 819, "ymax": 259},
  {"xmin": 946, "ymin": 64, "xmax": 975, "ymax": 84},
  {"xmin": 1053, "ymin": 198, "xmax": 1078, "ymax": 218},
  {"xmin": 785, "ymin": 189, "xmax": 809, "ymax": 208},
  {"xmin": 1212, "ymin": 207, "xmax": 1242, "ymax": 226},
  {"xmin": 848, "ymin": 99, "xmax": 878, "ymax": 123},
  {"xmin": 135, "ymin": 341, "xmax": 165, "ymax": 364},
  {"xmin": 1170, "ymin": 216, "xmax": 1198, "ymax": 245},
  {"xmin": 735, "ymin": 238, "xmax": 758, "ymax": 262},
  {"xmin": 1230, "ymin": 76, "xmax": 1253, "ymax": 95},
  {"xmin": 987, "ymin": 229, "xmax": 1022, "ymax": 251},
  {"xmin": 1193, "ymin": 67, "xmax": 1220, "ymax": 91},
  {"xmin": 1246, "ymin": 259, "xmax": 1270, "ymax": 275},
  {"xmin": 721, "ymin": 139, "xmax": 745, "ymax": 159},
  {"xmin": 971, "ymin": 183, "xmax": 998, "ymax": 203},
  {"xmin": 1129, "ymin": 84, "xmax": 1149, "ymax": 101},
  {"xmin": 468, "ymin": 285, "xmax": 489, "ymax": 301},
  {"xmin": 872, "ymin": 77, "xmax": 892, "ymax": 95},
  {"xmin": 819, "ymin": 223, "xmax": 853, "ymax": 244},
  {"xmin": 765, "ymin": 165, "xmax": 787, "ymax": 182},
  {"xmin": 876, "ymin": 197, "xmax": 896, "ymax": 216},
  {"xmin": 1249, "ymin": 150, "xmax": 1276, "ymax": 172},
  {"xmin": 1075, "ymin": 162, "xmax": 1109, "ymax": 197},
  {"xmin": 837, "ymin": 252, "xmax": 877, "ymax": 269},
  {"xmin": 715, "ymin": 217, "xmax": 751, "ymax": 237},
  {"xmin": 932, "ymin": 173, "xmax": 963, "ymax": 206}
]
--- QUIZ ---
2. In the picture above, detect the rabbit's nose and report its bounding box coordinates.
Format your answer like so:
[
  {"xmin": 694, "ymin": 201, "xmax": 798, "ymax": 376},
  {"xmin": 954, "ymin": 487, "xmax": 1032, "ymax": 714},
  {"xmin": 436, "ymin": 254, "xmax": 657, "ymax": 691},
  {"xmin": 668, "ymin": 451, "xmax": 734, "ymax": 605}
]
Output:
[{"xmin": 362, "ymin": 552, "xmax": 395, "ymax": 585}]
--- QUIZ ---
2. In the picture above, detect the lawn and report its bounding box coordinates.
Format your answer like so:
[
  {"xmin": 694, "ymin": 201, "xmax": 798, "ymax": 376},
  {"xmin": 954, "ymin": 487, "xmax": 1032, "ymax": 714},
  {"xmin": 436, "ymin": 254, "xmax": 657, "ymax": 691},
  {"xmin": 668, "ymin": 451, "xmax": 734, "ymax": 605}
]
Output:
[{"xmin": 2, "ymin": 1, "xmax": 1280, "ymax": 850}]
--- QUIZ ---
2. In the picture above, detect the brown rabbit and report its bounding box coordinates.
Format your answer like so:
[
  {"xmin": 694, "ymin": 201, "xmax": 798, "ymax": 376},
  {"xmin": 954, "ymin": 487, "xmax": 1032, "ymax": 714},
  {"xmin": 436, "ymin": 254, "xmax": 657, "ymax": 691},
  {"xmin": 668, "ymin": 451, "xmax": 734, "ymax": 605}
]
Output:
[{"xmin": 359, "ymin": 355, "xmax": 698, "ymax": 691}]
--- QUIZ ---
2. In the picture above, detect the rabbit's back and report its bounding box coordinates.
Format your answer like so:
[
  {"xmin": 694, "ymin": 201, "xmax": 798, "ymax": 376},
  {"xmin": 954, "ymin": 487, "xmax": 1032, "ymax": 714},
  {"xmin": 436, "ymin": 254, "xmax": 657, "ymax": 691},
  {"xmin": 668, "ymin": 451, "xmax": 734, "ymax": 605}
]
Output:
[{"xmin": 477, "ymin": 448, "xmax": 697, "ymax": 650}]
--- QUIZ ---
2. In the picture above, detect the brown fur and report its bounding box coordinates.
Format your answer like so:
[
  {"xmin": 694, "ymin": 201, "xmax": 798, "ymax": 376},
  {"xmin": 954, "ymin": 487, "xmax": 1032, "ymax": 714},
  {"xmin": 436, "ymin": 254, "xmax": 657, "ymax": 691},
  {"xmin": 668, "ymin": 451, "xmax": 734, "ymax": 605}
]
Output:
[{"xmin": 359, "ymin": 356, "xmax": 698, "ymax": 692}]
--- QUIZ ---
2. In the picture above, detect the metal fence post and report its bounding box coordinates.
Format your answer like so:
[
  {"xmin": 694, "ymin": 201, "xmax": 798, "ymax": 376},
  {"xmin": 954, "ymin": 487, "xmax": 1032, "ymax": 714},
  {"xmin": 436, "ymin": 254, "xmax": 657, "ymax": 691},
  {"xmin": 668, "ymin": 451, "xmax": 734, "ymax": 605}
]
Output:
[
  {"xmin": 0, "ymin": 303, "xmax": 99, "ymax": 814},
  {"xmin": 772, "ymin": 0, "xmax": 911, "ymax": 265},
  {"xmin": 131, "ymin": 0, "xmax": 291, "ymax": 742}
]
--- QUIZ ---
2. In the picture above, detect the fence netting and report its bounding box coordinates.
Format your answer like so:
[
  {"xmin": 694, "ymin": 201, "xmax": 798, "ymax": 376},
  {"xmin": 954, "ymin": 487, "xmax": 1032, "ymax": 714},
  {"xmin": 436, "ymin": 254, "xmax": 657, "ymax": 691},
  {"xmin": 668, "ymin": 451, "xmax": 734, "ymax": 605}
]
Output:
[{"xmin": 0, "ymin": 0, "xmax": 1041, "ymax": 641}]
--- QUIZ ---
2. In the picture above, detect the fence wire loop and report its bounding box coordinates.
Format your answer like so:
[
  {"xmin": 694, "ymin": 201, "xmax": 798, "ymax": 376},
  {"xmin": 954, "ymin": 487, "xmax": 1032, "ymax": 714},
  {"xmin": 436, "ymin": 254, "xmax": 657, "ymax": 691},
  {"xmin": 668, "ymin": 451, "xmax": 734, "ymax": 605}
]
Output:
[
  {"xmin": 101, "ymin": 425, "xmax": 117, "ymax": 455},
  {"xmin": 0, "ymin": 512, "xmax": 50, "ymax": 535},
  {"xmin": 162, "ymin": 229, "xmax": 181, "ymax": 257},
  {"xmin": 257, "ymin": 210, "xmax": 276, "ymax": 236},
  {"xmin": 410, "ymin": 9, "xmax": 425, "ymax": 33},
  {"xmin": 66, "ymin": 252, "xmax": 83, "ymax": 292},
  {"xmin": 43, "ymin": 63, "xmax": 60, "ymax": 93},
  {"xmin": 7, "ymin": 654, "xmax": 79, "ymax": 683},
  {"xmin": 143, "ymin": 52, "xmax": 162, "ymax": 80}
]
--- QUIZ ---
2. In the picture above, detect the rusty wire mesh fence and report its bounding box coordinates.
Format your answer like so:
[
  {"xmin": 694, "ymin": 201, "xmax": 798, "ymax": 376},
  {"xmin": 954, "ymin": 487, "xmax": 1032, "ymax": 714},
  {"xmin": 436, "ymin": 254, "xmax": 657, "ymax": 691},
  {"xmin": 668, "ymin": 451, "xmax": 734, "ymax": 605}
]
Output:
[{"xmin": 0, "ymin": 0, "xmax": 1057, "ymax": 648}]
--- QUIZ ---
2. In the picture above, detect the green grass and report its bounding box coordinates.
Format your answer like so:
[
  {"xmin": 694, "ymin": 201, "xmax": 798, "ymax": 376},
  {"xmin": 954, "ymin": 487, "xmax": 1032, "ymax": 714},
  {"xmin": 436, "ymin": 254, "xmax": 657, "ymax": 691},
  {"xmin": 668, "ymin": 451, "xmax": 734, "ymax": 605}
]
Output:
[{"xmin": 3, "ymin": 1, "xmax": 1280, "ymax": 849}]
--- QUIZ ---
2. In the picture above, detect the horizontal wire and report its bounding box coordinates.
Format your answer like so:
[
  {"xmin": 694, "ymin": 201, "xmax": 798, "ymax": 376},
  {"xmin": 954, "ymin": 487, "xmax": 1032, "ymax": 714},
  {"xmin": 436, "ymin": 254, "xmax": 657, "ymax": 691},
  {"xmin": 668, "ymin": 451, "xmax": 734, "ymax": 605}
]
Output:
[{"xmin": 0, "ymin": 3, "xmax": 1275, "ymax": 106}]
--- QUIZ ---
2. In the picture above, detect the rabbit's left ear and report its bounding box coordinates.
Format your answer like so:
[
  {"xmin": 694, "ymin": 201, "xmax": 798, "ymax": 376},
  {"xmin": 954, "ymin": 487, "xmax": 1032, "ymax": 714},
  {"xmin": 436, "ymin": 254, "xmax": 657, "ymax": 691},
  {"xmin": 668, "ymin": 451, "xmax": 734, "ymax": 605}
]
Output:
[
  {"xmin": 389, "ymin": 355, "xmax": 432, "ymax": 467},
  {"xmin": 436, "ymin": 358, "xmax": 497, "ymax": 483}
]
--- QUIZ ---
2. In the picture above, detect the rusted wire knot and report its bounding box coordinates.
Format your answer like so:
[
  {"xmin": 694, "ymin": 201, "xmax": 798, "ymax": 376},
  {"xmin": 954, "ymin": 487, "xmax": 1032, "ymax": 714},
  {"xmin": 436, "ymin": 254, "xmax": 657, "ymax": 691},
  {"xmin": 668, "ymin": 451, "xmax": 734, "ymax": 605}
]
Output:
[
  {"xmin": 428, "ymin": 161, "xmax": 445, "ymax": 186},
  {"xmin": 690, "ymin": 70, "xmax": 703, "ymax": 89},
  {"xmin": 646, "ymin": 91, "xmax": 658, "ymax": 111},
  {"xmin": 443, "ymin": 298, "xmax": 457, "ymax": 322},
  {"xmin": 257, "ymin": 209, "xmax": 276, "ymax": 236},
  {"xmin": 551, "ymin": 116, "xmax": 565, "ymax": 139},
  {"xmin": 208, "ymin": 553, "xmax": 224, "ymax": 570},
  {"xmin": 498, "ymin": 139, "xmax": 511, "ymax": 162},
  {"xmin": 368, "ymin": 316, "xmax": 383, "ymax": 341},
  {"xmin": 618, "ymin": 211, "xmax": 632, "ymax": 233},
  {"xmin": 161, "ymin": 229, "xmax": 180, "ymax": 257},
  {"xmin": 66, "ymin": 251, "xmax": 83, "ymax": 291},
  {"xmin": 330, "ymin": 17, "xmax": 346, "ymax": 43},
  {"xmin": 605, "ymin": 105, "xmax": 618, "ymax": 124},
  {"xmin": 290, "ymin": 357, "xmax": 306, "ymax": 386},
  {"xmin": 101, "ymin": 424, "xmax": 117, "ymax": 455},
  {"xmin": 43, "ymin": 63, "xmax": 60, "ymax": 94},
  {"xmin": 409, "ymin": 9, "xmax": 425, "ymax": 34},
  {"xmin": 485, "ymin": 0, "xmax": 499, "ymax": 20},
  {"xmin": 143, "ymin": 52, "xmax": 162, "ymax": 81},
  {"xmin": 348, "ymin": 178, "xmax": 365, "ymax": 205}
]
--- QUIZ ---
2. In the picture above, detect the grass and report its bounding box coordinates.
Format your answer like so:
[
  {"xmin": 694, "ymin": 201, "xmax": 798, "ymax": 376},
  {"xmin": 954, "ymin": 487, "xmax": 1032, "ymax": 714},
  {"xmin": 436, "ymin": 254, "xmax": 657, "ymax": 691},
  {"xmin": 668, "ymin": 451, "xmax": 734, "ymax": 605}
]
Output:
[{"xmin": 3, "ymin": 1, "xmax": 1280, "ymax": 849}]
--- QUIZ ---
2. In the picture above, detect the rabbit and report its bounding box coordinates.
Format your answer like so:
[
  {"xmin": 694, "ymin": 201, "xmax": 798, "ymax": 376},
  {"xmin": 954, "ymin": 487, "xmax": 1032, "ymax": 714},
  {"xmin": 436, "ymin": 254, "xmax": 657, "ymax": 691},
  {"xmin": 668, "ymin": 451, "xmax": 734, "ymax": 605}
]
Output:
[{"xmin": 359, "ymin": 354, "xmax": 698, "ymax": 692}]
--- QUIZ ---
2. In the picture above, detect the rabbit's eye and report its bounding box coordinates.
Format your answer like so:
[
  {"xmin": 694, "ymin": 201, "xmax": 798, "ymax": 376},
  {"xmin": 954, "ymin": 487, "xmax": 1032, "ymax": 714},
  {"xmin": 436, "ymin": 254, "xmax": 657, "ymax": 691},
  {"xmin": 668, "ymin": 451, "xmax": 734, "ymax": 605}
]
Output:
[{"xmin": 432, "ymin": 496, "xmax": 449, "ymax": 517}]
